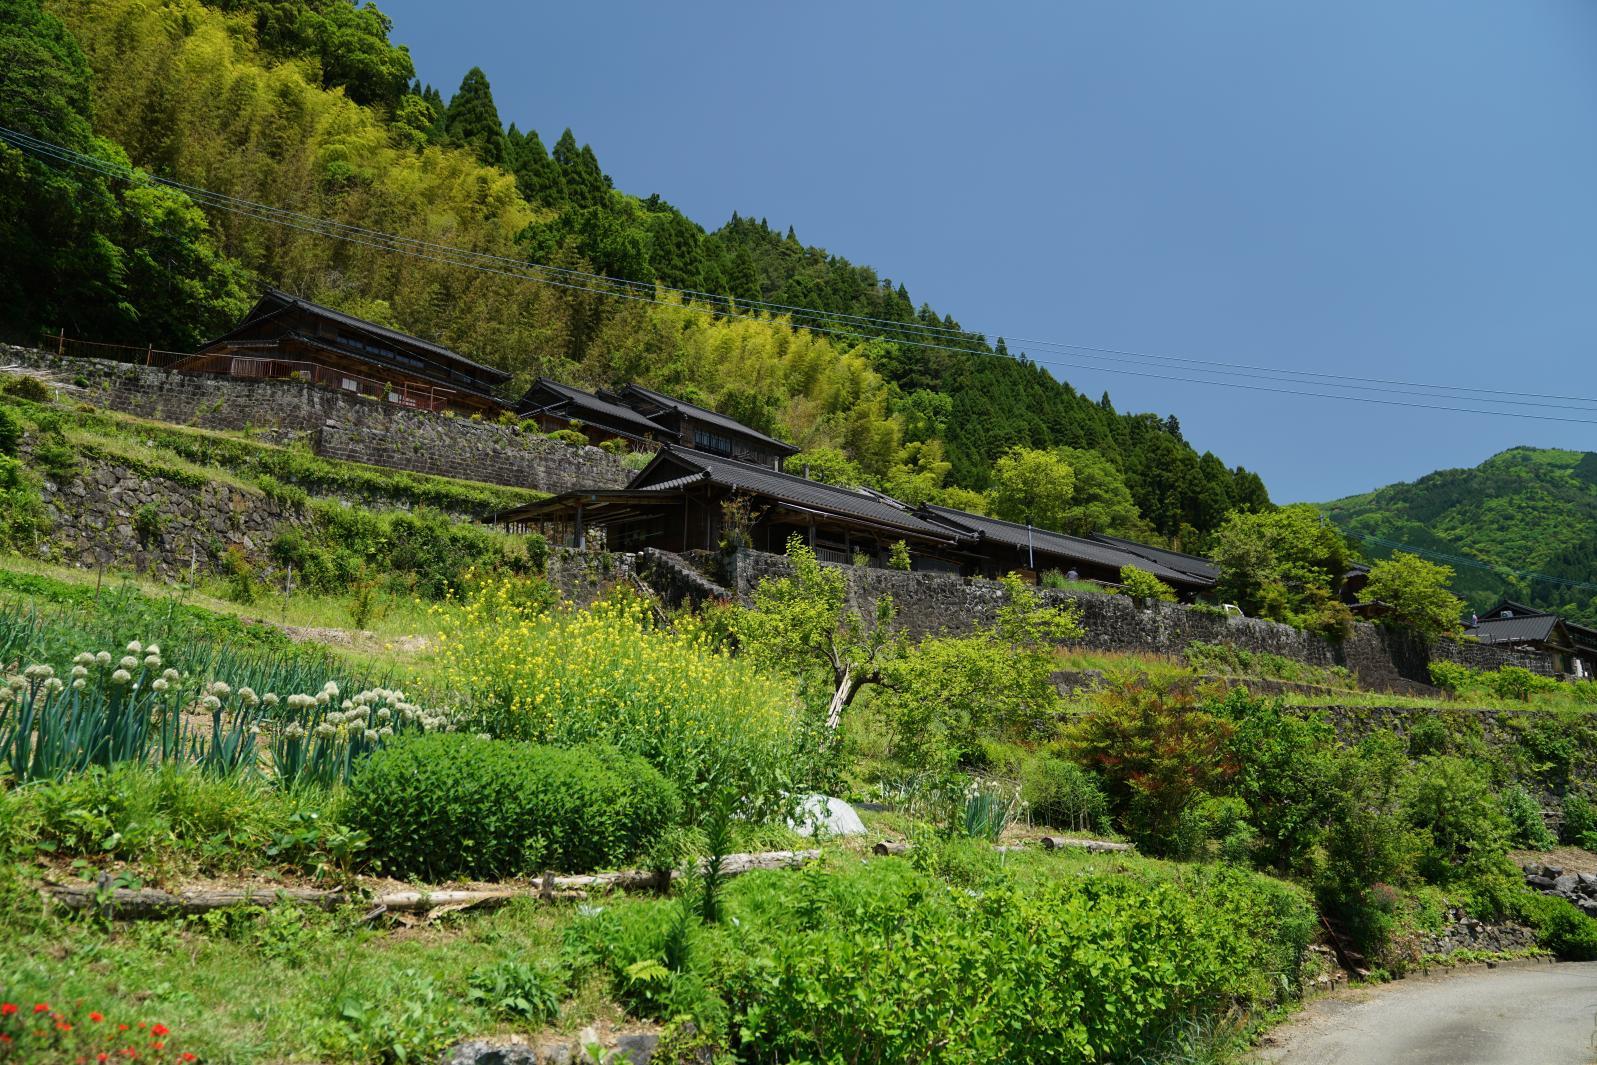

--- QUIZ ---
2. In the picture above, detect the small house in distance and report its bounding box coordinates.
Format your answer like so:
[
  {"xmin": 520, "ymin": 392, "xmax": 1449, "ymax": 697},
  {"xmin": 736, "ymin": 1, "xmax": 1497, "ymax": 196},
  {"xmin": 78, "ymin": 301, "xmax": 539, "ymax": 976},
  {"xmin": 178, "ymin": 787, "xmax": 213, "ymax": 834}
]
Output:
[
  {"xmin": 1464, "ymin": 599, "xmax": 1597, "ymax": 678},
  {"xmin": 515, "ymin": 377, "xmax": 669, "ymax": 449},
  {"xmin": 183, "ymin": 289, "xmax": 510, "ymax": 414},
  {"xmin": 614, "ymin": 384, "xmax": 799, "ymax": 470}
]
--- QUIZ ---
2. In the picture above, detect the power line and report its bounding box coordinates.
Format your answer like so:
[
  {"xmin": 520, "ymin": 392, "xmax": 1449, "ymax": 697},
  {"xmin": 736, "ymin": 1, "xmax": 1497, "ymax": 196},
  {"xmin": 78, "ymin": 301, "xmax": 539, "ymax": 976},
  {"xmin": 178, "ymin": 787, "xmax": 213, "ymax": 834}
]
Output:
[{"xmin": 7, "ymin": 125, "xmax": 1597, "ymax": 425}]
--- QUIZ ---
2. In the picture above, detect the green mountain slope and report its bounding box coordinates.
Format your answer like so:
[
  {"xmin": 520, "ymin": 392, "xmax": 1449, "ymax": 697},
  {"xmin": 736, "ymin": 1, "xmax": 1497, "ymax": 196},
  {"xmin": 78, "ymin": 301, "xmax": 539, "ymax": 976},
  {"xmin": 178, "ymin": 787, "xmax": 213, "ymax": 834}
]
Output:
[
  {"xmin": 1, "ymin": 0, "xmax": 1268, "ymax": 543},
  {"xmin": 1321, "ymin": 447, "xmax": 1597, "ymax": 624}
]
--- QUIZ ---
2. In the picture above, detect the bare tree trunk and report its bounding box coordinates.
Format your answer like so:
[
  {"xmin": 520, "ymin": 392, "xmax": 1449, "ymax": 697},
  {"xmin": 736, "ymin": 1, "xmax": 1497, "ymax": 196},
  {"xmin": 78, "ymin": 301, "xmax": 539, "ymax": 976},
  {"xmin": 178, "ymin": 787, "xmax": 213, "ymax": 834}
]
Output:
[
  {"xmin": 824, "ymin": 667, "xmax": 855, "ymax": 731},
  {"xmin": 40, "ymin": 850, "xmax": 821, "ymax": 920}
]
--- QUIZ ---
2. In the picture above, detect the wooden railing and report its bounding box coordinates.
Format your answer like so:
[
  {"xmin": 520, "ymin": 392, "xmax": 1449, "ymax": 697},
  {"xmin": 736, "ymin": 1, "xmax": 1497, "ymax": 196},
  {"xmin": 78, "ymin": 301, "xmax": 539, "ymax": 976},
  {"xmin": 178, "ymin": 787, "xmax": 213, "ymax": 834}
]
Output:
[{"xmin": 39, "ymin": 332, "xmax": 453, "ymax": 412}]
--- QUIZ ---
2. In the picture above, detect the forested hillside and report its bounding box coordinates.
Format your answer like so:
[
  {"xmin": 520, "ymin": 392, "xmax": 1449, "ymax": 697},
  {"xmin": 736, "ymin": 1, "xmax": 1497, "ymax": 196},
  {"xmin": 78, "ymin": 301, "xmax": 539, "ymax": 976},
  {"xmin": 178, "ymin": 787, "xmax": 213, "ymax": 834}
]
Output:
[
  {"xmin": 1321, "ymin": 447, "xmax": 1597, "ymax": 624},
  {"xmin": 1, "ymin": 0, "xmax": 1268, "ymax": 543}
]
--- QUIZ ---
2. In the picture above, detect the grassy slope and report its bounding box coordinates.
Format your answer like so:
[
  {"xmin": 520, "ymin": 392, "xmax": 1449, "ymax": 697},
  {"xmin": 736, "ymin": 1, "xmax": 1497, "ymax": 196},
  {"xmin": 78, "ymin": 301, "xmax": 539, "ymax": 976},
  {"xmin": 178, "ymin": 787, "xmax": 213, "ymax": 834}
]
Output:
[{"xmin": 1320, "ymin": 446, "xmax": 1597, "ymax": 624}]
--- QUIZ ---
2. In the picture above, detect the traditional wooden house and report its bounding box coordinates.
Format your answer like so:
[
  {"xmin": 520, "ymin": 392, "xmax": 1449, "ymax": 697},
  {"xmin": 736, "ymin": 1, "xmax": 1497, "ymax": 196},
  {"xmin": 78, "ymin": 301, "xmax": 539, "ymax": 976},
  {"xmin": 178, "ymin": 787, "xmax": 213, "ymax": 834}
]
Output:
[
  {"xmin": 1465, "ymin": 599, "xmax": 1597, "ymax": 678},
  {"xmin": 497, "ymin": 446, "xmax": 970, "ymax": 567},
  {"xmin": 917, "ymin": 505, "xmax": 1214, "ymax": 599},
  {"xmin": 184, "ymin": 289, "xmax": 510, "ymax": 414},
  {"xmin": 514, "ymin": 378, "xmax": 670, "ymax": 449},
  {"xmin": 614, "ymin": 384, "xmax": 799, "ymax": 470}
]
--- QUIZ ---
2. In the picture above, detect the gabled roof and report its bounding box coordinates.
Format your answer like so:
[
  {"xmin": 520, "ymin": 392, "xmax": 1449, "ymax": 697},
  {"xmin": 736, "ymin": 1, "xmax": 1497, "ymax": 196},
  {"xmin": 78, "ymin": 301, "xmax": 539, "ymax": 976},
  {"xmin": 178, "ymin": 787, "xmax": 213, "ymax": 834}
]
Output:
[
  {"xmin": 617, "ymin": 384, "xmax": 799, "ymax": 455},
  {"xmin": 1092, "ymin": 533, "xmax": 1220, "ymax": 583},
  {"xmin": 630, "ymin": 447, "xmax": 959, "ymax": 541},
  {"xmin": 918, "ymin": 505, "xmax": 1202, "ymax": 587},
  {"xmin": 1465, "ymin": 613, "xmax": 1566, "ymax": 645},
  {"xmin": 206, "ymin": 289, "xmax": 512, "ymax": 384},
  {"xmin": 518, "ymin": 378, "xmax": 672, "ymax": 439}
]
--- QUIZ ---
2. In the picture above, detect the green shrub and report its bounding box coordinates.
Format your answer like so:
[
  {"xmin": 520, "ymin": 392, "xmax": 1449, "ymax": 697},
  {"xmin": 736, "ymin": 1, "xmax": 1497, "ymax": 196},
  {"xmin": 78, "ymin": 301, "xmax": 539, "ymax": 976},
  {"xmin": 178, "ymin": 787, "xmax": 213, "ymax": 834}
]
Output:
[
  {"xmin": 1118, "ymin": 565, "xmax": 1176, "ymax": 602},
  {"xmin": 1489, "ymin": 666, "xmax": 1554, "ymax": 702},
  {"xmin": 132, "ymin": 503, "xmax": 164, "ymax": 542},
  {"xmin": 1019, "ymin": 752, "xmax": 1110, "ymax": 833},
  {"xmin": 547, "ymin": 429, "xmax": 588, "ymax": 447},
  {"xmin": 887, "ymin": 540, "xmax": 912, "ymax": 572},
  {"xmin": 347, "ymin": 733, "xmax": 682, "ymax": 880},
  {"xmin": 1561, "ymin": 792, "xmax": 1596, "ymax": 845},
  {"xmin": 598, "ymin": 438, "xmax": 630, "ymax": 456},
  {"xmin": 713, "ymin": 859, "xmax": 1314, "ymax": 1063},
  {"xmin": 466, "ymin": 959, "xmax": 564, "ymax": 1023},
  {"xmin": 1518, "ymin": 893, "xmax": 1597, "ymax": 960},
  {"xmin": 221, "ymin": 545, "xmax": 256, "ymax": 603},
  {"xmin": 1502, "ymin": 784, "xmax": 1556, "ymax": 850},
  {"xmin": 1402, "ymin": 755, "xmax": 1512, "ymax": 884},
  {"xmin": 1427, "ymin": 660, "xmax": 1478, "ymax": 694},
  {"xmin": 0, "ymin": 408, "xmax": 22, "ymax": 456},
  {"xmin": 32, "ymin": 440, "xmax": 77, "ymax": 480},
  {"xmin": 2, "ymin": 375, "xmax": 52, "ymax": 403}
]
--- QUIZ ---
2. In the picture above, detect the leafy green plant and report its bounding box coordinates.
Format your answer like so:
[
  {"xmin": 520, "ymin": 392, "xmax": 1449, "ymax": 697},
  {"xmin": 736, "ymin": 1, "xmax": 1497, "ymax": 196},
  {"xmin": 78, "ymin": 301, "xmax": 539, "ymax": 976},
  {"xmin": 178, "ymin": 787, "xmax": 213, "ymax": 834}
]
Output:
[
  {"xmin": 2, "ymin": 375, "xmax": 52, "ymax": 403},
  {"xmin": 466, "ymin": 960, "xmax": 564, "ymax": 1024},
  {"xmin": 1561, "ymin": 792, "xmax": 1596, "ymax": 846},
  {"xmin": 1018, "ymin": 751, "xmax": 1110, "ymax": 833},
  {"xmin": 221, "ymin": 545, "xmax": 255, "ymax": 603},
  {"xmin": 1501, "ymin": 785, "xmax": 1555, "ymax": 850},
  {"xmin": 132, "ymin": 503, "xmax": 164, "ymax": 543},
  {"xmin": 1119, "ymin": 565, "xmax": 1176, "ymax": 602},
  {"xmin": 32, "ymin": 440, "xmax": 78, "ymax": 480},
  {"xmin": 547, "ymin": 428, "xmax": 588, "ymax": 447},
  {"xmin": 347, "ymin": 734, "xmax": 681, "ymax": 880},
  {"xmin": 0, "ymin": 408, "xmax": 22, "ymax": 455},
  {"xmin": 887, "ymin": 540, "xmax": 912, "ymax": 572}
]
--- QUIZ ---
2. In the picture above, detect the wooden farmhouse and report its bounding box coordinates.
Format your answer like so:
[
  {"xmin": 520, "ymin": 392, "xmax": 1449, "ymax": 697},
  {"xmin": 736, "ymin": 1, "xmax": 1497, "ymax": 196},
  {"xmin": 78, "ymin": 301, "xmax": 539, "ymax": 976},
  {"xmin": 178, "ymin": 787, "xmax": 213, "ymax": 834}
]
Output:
[
  {"xmin": 515, "ymin": 377, "xmax": 670, "ymax": 449},
  {"xmin": 184, "ymin": 289, "xmax": 510, "ymax": 414},
  {"xmin": 501, "ymin": 446, "xmax": 1219, "ymax": 599},
  {"xmin": 1464, "ymin": 599, "xmax": 1597, "ymax": 678},
  {"xmin": 613, "ymin": 384, "xmax": 799, "ymax": 470}
]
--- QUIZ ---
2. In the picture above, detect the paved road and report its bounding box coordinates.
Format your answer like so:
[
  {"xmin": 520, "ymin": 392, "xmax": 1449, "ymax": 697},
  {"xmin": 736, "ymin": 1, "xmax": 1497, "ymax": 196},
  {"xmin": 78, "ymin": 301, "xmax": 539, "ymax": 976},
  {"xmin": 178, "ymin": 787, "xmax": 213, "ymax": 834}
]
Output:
[{"xmin": 1256, "ymin": 962, "xmax": 1597, "ymax": 1065}]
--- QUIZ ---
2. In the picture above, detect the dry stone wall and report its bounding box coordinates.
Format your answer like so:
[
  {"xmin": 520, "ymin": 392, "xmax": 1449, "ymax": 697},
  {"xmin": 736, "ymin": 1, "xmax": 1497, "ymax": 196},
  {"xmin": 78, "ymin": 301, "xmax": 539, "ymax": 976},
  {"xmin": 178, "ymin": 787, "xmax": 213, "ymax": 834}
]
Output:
[
  {"xmin": 719, "ymin": 549, "xmax": 1549, "ymax": 693},
  {"xmin": 0, "ymin": 347, "xmax": 628, "ymax": 494}
]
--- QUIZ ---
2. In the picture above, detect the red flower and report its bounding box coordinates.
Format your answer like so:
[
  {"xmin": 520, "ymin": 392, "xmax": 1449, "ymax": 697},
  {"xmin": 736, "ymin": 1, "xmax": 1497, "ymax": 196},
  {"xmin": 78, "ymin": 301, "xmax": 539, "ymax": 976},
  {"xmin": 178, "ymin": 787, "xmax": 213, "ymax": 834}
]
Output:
[
  {"xmin": 90, "ymin": 1012, "xmax": 104, "ymax": 1022},
  {"xmin": 0, "ymin": 1034, "xmax": 11, "ymax": 1044},
  {"xmin": 33, "ymin": 1004, "xmax": 49, "ymax": 1014},
  {"xmin": 150, "ymin": 1024, "xmax": 168, "ymax": 1037},
  {"xmin": 180, "ymin": 1055, "xmax": 196, "ymax": 1062},
  {"xmin": 150, "ymin": 1041, "xmax": 164, "ymax": 1051},
  {"xmin": 56, "ymin": 1021, "xmax": 74, "ymax": 1032},
  {"xmin": 119, "ymin": 1024, "xmax": 129, "ymax": 1031},
  {"xmin": 99, "ymin": 1055, "xmax": 110, "ymax": 1063},
  {"xmin": 1, "ymin": 1002, "xmax": 17, "ymax": 1016}
]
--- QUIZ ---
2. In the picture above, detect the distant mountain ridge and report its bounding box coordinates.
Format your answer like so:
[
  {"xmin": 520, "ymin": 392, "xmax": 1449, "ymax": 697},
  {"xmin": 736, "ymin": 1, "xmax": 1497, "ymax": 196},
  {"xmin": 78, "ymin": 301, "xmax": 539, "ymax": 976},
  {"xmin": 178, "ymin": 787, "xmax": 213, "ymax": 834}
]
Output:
[{"xmin": 1320, "ymin": 446, "xmax": 1597, "ymax": 625}]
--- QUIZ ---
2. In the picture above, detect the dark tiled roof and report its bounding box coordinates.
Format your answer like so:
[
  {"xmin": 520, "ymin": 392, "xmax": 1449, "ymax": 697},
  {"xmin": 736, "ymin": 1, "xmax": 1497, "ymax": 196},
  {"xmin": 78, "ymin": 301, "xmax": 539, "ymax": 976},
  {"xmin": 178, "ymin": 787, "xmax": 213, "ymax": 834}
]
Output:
[
  {"xmin": 1465, "ymin": 614, "xmax": 1563, "ymax": 644},
  {"xmin": 214, "ymin": 289, "xmax": 511, "ymax": 383},
  {"xmin": 634, "ymin": 447, "xmax": 959, "ymax": 541},
  {"xmin": 519, "ymin": 378, "xmax": 672, "ymax": 438},
  {"xmin": 1092, "ymin": 534, "xmax": 1220, "ymax": 583},
  {"xmin": 619, "ymin": 384, "xmax": 799, "ymax": 454},
  {"xmin": 919, "ymin": 505, "xmax": 1200, "ymax": 586}
]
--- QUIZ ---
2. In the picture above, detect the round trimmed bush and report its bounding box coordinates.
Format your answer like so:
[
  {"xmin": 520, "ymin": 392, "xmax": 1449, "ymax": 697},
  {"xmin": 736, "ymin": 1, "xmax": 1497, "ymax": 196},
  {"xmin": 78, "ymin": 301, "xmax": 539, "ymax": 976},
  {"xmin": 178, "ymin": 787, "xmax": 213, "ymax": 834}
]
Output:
[{"xmin": 348, "ymin": 733, "xmax": 681, "ymax": 881}]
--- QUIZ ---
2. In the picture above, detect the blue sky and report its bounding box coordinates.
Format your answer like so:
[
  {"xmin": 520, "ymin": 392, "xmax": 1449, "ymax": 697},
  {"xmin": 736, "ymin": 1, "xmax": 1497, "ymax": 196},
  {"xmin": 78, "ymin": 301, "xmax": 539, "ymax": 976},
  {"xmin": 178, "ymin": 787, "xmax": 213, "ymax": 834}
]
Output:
[{"xmin": 380, "ymin": 1, "xmax": 1597, "ymax": 503}]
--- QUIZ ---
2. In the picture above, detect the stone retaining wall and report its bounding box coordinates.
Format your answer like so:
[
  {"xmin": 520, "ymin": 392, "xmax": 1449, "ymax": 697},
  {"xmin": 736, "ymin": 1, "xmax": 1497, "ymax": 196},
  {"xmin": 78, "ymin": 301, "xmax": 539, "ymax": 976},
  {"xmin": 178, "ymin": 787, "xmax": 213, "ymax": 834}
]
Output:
[
  {"xmin": 721, "ymin": 549, "xmax": 1550, "ymax": 693},
  {"xmin": 0, "ymin": 346, "xmax": 628, "ymax": 495}
]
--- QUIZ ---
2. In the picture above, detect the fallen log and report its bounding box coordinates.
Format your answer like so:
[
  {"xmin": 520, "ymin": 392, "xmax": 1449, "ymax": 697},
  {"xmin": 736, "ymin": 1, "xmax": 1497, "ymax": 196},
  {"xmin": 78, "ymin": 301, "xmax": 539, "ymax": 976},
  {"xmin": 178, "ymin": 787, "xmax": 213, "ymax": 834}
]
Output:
[
  {"xmin": 40, "ymin": 849, "xmax": 821, "ymax": 920},
  {"xmin": 1038, "ymin": 835, "xmax": 1134, "ymax": 853},
  {"xmin": 871, "ymin": 840, "xmax": 911, "ymax": 856}
]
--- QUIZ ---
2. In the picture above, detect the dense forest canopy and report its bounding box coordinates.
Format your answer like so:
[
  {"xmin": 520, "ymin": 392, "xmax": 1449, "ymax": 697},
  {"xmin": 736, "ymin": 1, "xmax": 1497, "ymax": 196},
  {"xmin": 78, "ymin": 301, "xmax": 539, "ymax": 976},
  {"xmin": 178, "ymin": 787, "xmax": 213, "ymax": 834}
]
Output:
[
  {"xmin": 1321, "ymin": 447, "xmax": 1597, "ymax": 625},
  {"xmin": 0, "ymin": 0, "xmax": 1271, "ymax": 545}
]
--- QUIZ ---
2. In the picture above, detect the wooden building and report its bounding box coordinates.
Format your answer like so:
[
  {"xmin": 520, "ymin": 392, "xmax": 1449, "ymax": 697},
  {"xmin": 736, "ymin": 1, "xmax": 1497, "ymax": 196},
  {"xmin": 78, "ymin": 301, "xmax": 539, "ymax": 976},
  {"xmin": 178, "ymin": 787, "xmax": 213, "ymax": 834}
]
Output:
[
  {"xmin": 1465, "ymin": 599, "xmax": 1597, "ymax": 678},
  {"xmin": 184, "ymin": 289, "xmax": 510, "ymax": 414},
  {"xmin": 498, "ymin": 446, "xmax": 970, "ymax": 568},
  {"xmin": 515, "ymin": 378, "xmax": 669, "ymax": 448},
  {"xmin": 613, "ymin": 384, "xmax": 799, "ymax": 470},
  {"xmin": 917, "ymin": 505, "xmax": 1214, "ymax": 599},
  {"xmin": 499, "ymin": 448, "xmax": 1221, "ymax": 594}
]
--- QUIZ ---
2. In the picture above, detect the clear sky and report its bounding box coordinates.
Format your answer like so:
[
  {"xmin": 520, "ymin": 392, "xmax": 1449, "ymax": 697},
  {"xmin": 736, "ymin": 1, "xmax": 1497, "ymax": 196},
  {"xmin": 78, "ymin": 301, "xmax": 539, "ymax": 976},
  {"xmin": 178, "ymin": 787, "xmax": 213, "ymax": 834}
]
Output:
[{"xmin": 380, "ymin": 1, "xmax": 1597, "ymax": 503}]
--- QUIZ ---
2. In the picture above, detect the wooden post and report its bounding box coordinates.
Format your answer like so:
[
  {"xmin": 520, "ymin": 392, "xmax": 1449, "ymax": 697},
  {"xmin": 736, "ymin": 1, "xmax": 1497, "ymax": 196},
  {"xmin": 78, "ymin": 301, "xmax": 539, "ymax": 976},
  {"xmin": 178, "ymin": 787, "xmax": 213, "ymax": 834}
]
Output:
[
  {"xmin": 282, "ymin": 563, "xmax": 292, "ymax": 624},
  {"xmin": 94, "ymin": 559, "xmax": 104, "ymax": 604},
  {"xmin": 56, "ymin": 329, "xmax": 64, "ymax": 356},
  {"xmin": 145, "ymin": 344, "xmax": 153, "ymax": 366},
  {"xmin": 574, "ymin": 501, "xmax": 585, "ymax": 551}
]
